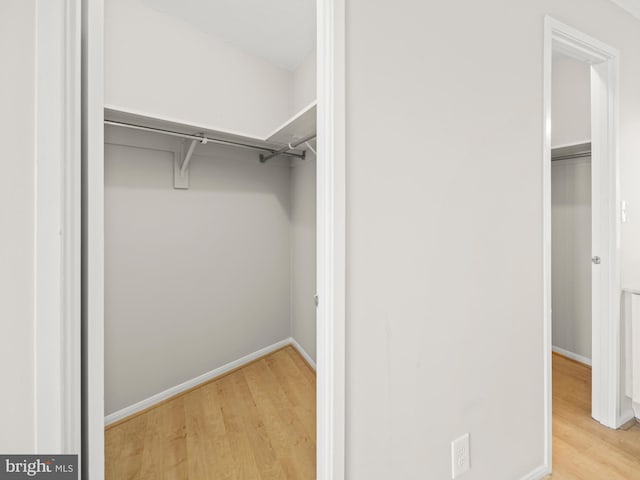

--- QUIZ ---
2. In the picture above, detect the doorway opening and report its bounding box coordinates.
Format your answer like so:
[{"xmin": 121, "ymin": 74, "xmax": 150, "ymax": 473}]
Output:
[
  {"xmin": 80, "ymin": 1, "xmax": 346, "ymax": 479},
  {"xmin": 543, "ymin": 16, "xmax": 637, "ymax": 477},
  {"xmin": 550, "ymin": 53, "xmax": 592, "ymax": 370}
]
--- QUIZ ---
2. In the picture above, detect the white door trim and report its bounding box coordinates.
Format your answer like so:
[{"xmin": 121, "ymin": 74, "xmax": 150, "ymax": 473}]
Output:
[
  {"xmin": 317, "ymin": 0, "xmax": 346, "ymax": 479},
  {"xmin": 543, "ymin": 14, "xmax": 623, "ymax": 473},
  {"xmin": 81, "ymin": 0, "xmax": 105, "ymax": 477},
  {"xmin": 34, "ymin": 0, "xmax": 81, "ymax": 455},
  {"xmin": 81, "ymin": 0, "xmax": 346, "ymax": 479}
]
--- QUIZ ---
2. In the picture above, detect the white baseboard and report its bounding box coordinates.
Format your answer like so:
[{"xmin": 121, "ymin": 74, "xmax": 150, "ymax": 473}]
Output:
[
  {"xmin": 290, "ymin": 337, "xmax": 316, "ymax": 371},
  {"xmin": 552, "ymin": 345, "xmax": 592, "ymax": 367},
  {"xmin": 519, "ymin": 464, "xmax": 551, "ymax": 480},
  {"xmin": 105, "ymin": 338, "xmax": 292, "ymax": 426},
  {"xmin": 618, "ymin": 408, "xmax": 636, "ymax": 427}
]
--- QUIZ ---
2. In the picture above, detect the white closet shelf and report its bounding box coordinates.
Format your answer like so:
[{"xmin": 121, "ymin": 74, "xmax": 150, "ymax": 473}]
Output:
[
  {"xmin": 104, "ymin": 102, "xmax": 316, "ymax": 153},
  {"xmin": 266, "ymin": 101, "xmax": 317, "ymax": 146},
  {"xmin": 104, "ymin": 103, "xmax": 316, "ymax": 189}
]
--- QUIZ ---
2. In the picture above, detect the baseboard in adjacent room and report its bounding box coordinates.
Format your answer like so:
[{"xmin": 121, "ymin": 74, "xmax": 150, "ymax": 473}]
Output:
[
  {"xmin": 552, "ymin": 346, "xmax": 592, "ymax": 367},
  {"xmin": 519, "ymin": 464, "xmax": 551, "ymax": 480},
  {"xmin": 618, "ymin": 411, "xmax": 638, "ymax": 430},
  {"xmin": 290, "ymin": 337, "xmax": 316, "ymax": 371},
  {"xmin": 105, "ymin": 337, "xmax": 293, "ymax": 427}
]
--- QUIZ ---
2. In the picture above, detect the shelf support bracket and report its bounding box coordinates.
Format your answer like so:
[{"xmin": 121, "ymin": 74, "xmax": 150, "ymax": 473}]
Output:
[{"xmin": 174, "ymin": 137, "xmax": 206, "ymax": 189}]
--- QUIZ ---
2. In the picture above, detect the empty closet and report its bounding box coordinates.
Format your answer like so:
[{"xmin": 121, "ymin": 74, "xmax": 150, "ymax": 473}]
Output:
[
  {"xmin": 550, "ymin": 53, "xmax": 592, "ymax": 367},
  {"xmin": 102, "ymin": 0, "xmax": 318, "ymax": 478}
]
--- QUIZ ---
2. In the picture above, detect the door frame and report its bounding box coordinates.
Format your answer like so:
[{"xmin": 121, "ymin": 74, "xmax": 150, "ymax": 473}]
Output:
[
  {"xmin": 317, "ymin": 0, "xmax": 346, "ymax": 479},
  {"xmin": 81, "ymin": 0, "xmax": 105, "ymax": 477},
  {"xmin": 33, "ymin": 0, "xmax": 82, "ymax": 455},
  {"xmin": 79, "ymin": 1, "xmax": 346, "ymax": 479},
  {"xmin": 543, "ymin": 15, "xmax": 623, "ymax": 470}
]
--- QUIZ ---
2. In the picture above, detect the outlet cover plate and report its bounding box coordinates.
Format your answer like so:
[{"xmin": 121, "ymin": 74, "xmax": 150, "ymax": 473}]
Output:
[{"xmin": 451, "ymin": 433, "xmax": 470, "ymax": 478}]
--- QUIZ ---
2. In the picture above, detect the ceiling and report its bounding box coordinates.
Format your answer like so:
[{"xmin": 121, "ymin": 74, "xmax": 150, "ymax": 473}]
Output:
[
  {"xmin": 609, "ymin": 0, "xmax": 640, "ymax": 19},
  {"xmin": 141, "ymin": 0, "xmax": 316, "ymax": 71}
]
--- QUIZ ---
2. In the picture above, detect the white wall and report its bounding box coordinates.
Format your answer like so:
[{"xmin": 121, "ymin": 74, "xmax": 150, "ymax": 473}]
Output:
[
  {"xmin": 345, "ymin": 1, "xmax": 640, "ymax": 479},
  {"xmin": 620, "ymin": 55, "xmax": 640, "ymax": 291},
  {"xmin": 290, "ymin": 155, "xmax": 317, "ymax": 362},
  {"xmin": 105, "ymin": 0, "xmax": 294, "ymax": 138},
  {"xmin": 292, "ymin": 49, "xmax": 317, "ymax": 113},
  {"xmin": 104, "ymin": 127, "xmax": 293, "ymax": 414},
  {"xmin": 289, "ymin": 49, "xmax": 317, "ymax": 364},
  {"xmin": 551, "ymin": 55, "xmax": 592, "ymax": 148},
  {"xmin": 552, "ymin": 158, "xmax": 592, "ymax": 361},
  {"xmin": 0, "ymin": 0, "xmax": 36, "ymax": 453}
]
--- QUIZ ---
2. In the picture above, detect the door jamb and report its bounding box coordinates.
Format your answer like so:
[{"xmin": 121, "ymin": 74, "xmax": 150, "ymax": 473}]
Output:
[
  {"xmin": 317, "ymin": 1, "xmax": 346, "ymax": 478},
  {"xmin": 543, "ymin": 15, "xmax": 623, "ymax": 472},
  {"xmin": 81, "ymin": 0, "xmax": 105, "ymax": 477}
]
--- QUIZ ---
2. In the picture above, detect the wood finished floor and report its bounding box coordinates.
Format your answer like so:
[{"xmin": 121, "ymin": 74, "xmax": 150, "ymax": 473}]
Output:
[
  {"xmin": 105, "ymin": 346, "xmax": 316, "ymax": 480},
  {"xmin": 549, "ymin": 353, "xmax": 640, "ymax": 479}
]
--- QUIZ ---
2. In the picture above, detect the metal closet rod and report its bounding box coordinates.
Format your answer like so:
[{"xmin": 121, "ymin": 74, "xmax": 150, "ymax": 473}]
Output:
[
  {"xmin": 551, "ymin": 142, "xmax": 591, "ymax": 162},
  {"xmin": 104, "ymin": 120, "xmax": 306, "ymax": 160},
  {"xmin": 260, "ymin": 132, "xmax": 317, "ymax": 163},
  {"xmin": 552, "ymin": 151, "xmax": 592, "ymax": 161},
  {"xmin": 551, "ymin": 152, "xmax": 591, "ymax": 162}
]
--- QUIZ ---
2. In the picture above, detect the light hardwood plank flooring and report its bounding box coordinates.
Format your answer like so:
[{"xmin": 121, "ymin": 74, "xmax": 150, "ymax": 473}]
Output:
[
  {"xmin": 105, "ymin": 346, "xmax": 316, "ymax": 480},
  {"xmin": 548, "ymin": 352, "xmax": 640, "ymax": 479}
]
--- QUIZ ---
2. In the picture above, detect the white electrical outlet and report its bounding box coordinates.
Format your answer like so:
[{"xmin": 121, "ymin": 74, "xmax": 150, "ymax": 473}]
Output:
[{"xmin": 451, "ymin": 433, "xmax": 470, "ymax": 478}]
